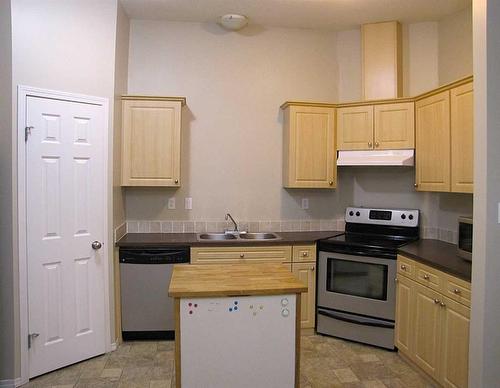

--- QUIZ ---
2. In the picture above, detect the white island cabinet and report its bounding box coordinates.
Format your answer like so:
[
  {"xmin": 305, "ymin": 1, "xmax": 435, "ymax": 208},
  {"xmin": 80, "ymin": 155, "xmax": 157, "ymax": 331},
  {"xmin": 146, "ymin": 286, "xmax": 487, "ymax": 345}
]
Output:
[{"xmin": 168, "ymin": 263, "xmax": 307, "ymax": 388}]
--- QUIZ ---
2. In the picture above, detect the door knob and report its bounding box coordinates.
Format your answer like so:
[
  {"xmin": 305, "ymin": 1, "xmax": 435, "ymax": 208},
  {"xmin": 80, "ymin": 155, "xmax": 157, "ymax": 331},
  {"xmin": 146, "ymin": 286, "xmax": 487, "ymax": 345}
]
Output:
[{"xmin": 92, "ymin": 241, "xmax": 103, "ymax": 250}]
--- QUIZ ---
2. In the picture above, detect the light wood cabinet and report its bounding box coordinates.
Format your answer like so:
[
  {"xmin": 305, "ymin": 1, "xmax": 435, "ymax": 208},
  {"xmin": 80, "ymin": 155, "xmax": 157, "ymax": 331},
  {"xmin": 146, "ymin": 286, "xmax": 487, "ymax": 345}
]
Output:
[
  {"xmin": 451, "ymin": 82, "xmax": 474, "ymax": 193},
  {"xmin": 394, "ymin": 275, "xmax": 414, "ymax": 355},
  {"xmin": 415, "ymin": 91, "xmax": 451, "ymax": 192},
  {"xmin": 282, "ymin": 104, "xmax": 336, "ymax": 188},
  {"xmin": 337, "ymin": 106, "xmax": 373, "ymax": 150},
  {"xmin": 362, "ymin": 21, "xmax": 402, "ymax": 100},
  {"xmin": 337, "ymin": 102, "xmax": 414, "ymax": 151},
  {"xmin": 374, "ymin": 102, "xmax": 414, "ymax": 149},
  {"xmin": 190, "ymin": 246, "xmax": 292, "ymax": 265},
  {"xmin": 396, "ymin": 255, "xmax": 470, "ymax": 387},
  {"xmin": 292, "ymin": 262, "xmax": 316, "ymax": 329},
  {"xmin": 121, "ymin": 96, "xmax": 185, "ymax": 187}
]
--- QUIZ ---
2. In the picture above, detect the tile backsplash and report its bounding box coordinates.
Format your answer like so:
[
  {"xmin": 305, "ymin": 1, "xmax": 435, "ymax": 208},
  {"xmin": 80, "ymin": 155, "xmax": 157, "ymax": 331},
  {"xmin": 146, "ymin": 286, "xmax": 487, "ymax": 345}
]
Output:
[{"xmin": 118, "ymin": 220, "xmax": 458, "ymax": 245}]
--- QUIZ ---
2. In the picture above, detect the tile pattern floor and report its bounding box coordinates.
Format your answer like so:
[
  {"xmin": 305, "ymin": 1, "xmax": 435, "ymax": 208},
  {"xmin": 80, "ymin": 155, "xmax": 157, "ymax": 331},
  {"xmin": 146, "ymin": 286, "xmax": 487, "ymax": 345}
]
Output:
[{"xmin": 23, "ymin": 334, "xmax": 435, "ymax": 388}]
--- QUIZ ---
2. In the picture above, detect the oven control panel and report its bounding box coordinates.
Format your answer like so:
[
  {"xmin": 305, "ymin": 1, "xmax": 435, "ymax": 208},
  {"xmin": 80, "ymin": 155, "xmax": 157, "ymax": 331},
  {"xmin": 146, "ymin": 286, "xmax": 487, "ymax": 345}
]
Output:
[{"xmin": 345, "ymin": 207, "xmax": 419, "ymax": 227}]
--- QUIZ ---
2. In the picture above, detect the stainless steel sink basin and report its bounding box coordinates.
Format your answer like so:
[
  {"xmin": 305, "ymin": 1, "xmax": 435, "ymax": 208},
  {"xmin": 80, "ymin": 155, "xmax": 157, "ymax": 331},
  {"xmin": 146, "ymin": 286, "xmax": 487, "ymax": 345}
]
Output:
[
  {"xmin": 198, "ymin": 233, "xmax": 237, "ymax": 241},
  {"xmin": 239, "ymin": 232, "xmax": 280, "ymax": 240}
]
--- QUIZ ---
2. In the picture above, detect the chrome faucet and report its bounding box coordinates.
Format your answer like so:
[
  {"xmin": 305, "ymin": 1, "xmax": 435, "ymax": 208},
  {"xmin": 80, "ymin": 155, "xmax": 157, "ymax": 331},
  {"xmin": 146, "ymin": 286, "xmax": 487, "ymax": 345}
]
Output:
[{"xmin": 225, "ymin": 213, "xmax": 238, "ymax": 233}]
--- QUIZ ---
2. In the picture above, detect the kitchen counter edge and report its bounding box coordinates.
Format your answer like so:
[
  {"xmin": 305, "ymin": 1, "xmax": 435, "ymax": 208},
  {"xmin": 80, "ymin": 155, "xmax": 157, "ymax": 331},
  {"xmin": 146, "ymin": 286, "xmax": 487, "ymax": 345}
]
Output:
[{"xmin": 398, "ymin": 239, "xmax": 472, "ymax": 282}]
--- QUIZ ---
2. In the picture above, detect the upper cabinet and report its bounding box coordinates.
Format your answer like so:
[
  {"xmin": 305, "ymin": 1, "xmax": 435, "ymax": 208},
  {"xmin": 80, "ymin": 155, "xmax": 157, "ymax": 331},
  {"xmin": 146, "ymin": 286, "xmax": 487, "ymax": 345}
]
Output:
[
  {"xmin": 281, "ymin": 103, "xmax": 336, "ymax": 189},
  {"xmin": 362, "ymin": 21, "xmax": 402, "ymax": 100},
  {"xmin": 415, "ymin": 91, "xmax": 451, "ymax": 192},
  {"xmin": 415, "ymin": 79, "xmax": 473, "ymax": 193},
  {"xmin": 451, "ymin": 82, "xmax": 474, "ymax": 193},
  {"xmin": 121, "ymin": 96, "xmax": 186, "ymax": 187},
  {"xmin": 337, "ymin": 102, "xmax": 414, "ymax": 150}
]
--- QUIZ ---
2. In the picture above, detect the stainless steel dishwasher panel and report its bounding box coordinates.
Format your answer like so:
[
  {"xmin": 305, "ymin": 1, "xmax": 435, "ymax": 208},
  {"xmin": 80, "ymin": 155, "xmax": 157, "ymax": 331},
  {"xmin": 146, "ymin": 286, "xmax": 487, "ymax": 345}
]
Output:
[{"xmin": 119, "ymin": 248, "xmax": 190, "ymax": 340}]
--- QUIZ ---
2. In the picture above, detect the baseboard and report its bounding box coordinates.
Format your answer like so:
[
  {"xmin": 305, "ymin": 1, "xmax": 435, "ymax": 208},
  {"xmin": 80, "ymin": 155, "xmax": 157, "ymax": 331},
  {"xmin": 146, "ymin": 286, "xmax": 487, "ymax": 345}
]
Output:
[{"xmin": 0, "ymin": 377, "xmax": 23, "ymax": 388}]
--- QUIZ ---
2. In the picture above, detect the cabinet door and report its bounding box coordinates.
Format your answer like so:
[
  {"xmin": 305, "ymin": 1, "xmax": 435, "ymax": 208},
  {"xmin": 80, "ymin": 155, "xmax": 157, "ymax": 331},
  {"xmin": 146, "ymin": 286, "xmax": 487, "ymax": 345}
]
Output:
[
  {"xmin": 337, "ymin": 106, "xmax": 374, "ymax": 150},
  {"xmin": 395, "ymin": 275, "xmax": 415, "ymax": 356},
  {"xmin": 122, "ymin": 99, "xmax": 181, "ymax": 186},
  {"xmin": 415, "ymin": 91, "xmax": 451, "ymax": 192},
  {"xmin": 374, "ymin": 102, "xmax": 414, "ymax": 149},
  {"xmin": 283, "ymin": 106, "xmax": 336, "ymax": 188},
  {"xmin": 413, "ymin": 282, "xmax": 442, "ymax": 381},
  {"xmin": 440, "ymin": 297, "xmax": 470, "ymax": 388},
  {"xmin": 292, "ymin": 263, "xmax": 316, "ymax": 329},
  {"xmin": 451, "ymin": 82, "xmax": 474, "ymax": 193}
]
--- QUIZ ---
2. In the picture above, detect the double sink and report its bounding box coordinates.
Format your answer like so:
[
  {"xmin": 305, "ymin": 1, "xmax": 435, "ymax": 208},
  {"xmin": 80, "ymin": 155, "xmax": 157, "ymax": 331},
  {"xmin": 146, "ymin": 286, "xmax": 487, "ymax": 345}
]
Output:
[{"xmin": 197, "ymin": 232, "xmax": 281, "ymax": 241}]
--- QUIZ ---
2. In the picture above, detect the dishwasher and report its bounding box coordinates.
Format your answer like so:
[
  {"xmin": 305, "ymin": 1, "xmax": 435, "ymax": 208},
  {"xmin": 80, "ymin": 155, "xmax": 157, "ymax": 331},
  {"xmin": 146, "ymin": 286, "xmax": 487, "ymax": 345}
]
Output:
[{"xmin": 119, "ymin": 247, "xmax": 190, "ymax": 340}]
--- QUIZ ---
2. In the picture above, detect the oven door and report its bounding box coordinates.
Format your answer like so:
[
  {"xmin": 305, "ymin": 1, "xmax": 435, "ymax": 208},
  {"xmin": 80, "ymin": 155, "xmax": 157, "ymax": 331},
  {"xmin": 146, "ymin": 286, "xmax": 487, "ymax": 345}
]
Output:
[{"xmin": 318, "ymin": 251, "xmax": 396, "ymax": 321}]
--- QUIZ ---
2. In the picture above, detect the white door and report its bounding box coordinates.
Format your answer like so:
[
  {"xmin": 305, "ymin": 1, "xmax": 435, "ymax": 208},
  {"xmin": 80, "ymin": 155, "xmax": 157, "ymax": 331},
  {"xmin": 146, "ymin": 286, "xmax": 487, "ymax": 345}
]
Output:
[{"xmin": 26, "ymin": 95, "xmax": 107, "ymax": 378}]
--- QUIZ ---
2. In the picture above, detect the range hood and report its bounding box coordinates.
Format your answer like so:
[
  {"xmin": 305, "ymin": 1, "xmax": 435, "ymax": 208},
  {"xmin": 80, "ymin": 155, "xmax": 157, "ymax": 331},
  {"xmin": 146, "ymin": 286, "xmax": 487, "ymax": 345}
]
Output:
[{"xmin": 337, "ymin": 150, "xmax": 414, "ymax": 166}]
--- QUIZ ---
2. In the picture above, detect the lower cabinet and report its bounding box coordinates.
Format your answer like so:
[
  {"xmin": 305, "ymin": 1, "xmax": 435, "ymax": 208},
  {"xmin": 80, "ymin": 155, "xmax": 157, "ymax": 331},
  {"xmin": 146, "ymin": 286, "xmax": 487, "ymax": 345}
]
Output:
[
  {"xmin": 395, "ymin": 255, "xmax": 470, "ymax": 388},
  {"xmin": 292, "ymin": 262, "xmax": 316, "ymax": 329},
  {"xmin": 191, "ymin": 244, "xmax": 317, "ymax": 329}
]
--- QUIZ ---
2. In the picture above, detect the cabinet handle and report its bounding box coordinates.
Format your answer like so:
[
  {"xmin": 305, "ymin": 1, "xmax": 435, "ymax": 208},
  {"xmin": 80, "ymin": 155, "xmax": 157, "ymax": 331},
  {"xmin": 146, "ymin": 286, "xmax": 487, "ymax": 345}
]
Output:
[
  {"xmin": 310, "ymin": 266, "xmax": 315, "ymax": 271},
  {"xmin": 375, "ymin": 142, "xmax": 380, "ymax": 148},
  {"xmin": 240, "ymin": 253, "xmax": 245, "ymax": 258},
  {"xmin": 414, "ymin": 183, "xmax": 418, "ymax": 188},
  {"xmin": 368, "ymin": 141, "xmax": 372, "ymax": 148},
  {"xmin": 329, "ymin": 181, "xmax": 334, "ymax": 186},
  {"xmin": 434, "ymin": 299, "xmax": 440, "ymax": 304},
  {"xmin": 175, "ymin": 179, "xmax": 179, "ymax": 184},
  {"xmin": 302, "ymin": 252, "xmax": 308, "ymax": 257},
  {"xmin": 400, "ymin": 264, "xmax": 406, "ymax": 270},
  {"xmin": 440, "ymin": 302, "xmax": 446, "ymax": 308},
  {"xmin": 453, "ymin": 288, "xmax": 461, "ymax": 294},
  {"xmin": 423, "ymin": 274, "xmax": 429, "ymax": 280},
  {"xmin": 395, "ymin": 277, "xmax": 398, "ymax": 283}
]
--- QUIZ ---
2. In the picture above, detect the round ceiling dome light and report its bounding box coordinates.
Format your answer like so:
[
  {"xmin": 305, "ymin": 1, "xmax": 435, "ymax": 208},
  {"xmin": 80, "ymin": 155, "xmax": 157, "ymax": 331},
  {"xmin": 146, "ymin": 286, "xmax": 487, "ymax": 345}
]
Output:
[{"xmin": 218, "ymin": 14, "xmax": 248, "ymax": 31}]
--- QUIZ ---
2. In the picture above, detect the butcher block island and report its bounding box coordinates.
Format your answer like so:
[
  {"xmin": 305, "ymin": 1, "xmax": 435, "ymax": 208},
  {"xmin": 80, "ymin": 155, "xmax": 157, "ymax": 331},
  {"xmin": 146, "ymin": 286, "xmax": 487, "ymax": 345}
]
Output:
[{"xmin": 168, "ymin": 263, "xmax": 308, "ymax": 388}]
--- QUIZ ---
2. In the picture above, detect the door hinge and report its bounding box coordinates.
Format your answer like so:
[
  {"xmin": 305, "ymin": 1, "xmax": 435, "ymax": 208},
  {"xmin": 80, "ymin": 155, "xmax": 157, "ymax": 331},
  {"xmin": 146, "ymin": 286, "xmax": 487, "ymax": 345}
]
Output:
[
  {"xmin": 28, "ymin": 333, "xmax": 39, "ymax": 349},
  {"xmin": 25, "ymin": 126, "xmax": 33, "ymax": 142}
]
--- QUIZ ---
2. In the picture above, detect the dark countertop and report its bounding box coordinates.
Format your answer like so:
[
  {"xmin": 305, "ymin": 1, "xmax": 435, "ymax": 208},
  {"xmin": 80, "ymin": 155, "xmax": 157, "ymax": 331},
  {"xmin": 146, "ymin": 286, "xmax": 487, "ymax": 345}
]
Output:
[
  {"xmin": 398, "ymin": 239, "xmax": 472, "ymax": 281},
  {"xmin": 116, "ymin": 230, "xmax": 344, "ymax": 248}
]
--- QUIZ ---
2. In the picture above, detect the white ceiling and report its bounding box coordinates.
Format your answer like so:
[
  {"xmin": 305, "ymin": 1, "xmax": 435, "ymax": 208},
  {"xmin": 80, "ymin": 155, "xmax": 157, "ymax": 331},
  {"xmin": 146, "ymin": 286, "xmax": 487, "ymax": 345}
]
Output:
[{"xmin": 120, "ymin": 0, "xmax": 471, "ymax": 31}]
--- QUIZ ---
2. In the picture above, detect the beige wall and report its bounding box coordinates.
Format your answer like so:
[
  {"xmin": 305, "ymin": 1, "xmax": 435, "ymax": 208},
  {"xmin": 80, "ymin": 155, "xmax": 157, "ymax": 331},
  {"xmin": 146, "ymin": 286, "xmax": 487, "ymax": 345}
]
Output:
[
  {"xmin": 470, "ymin": 0, "xmax": 500, "ymax": 385},
  {"xmin": 9, "ymin": 0, "xmax": 119, "ymax": 380},
  {"xmin": 439, "ymin": 6, "xmax": 473, "ymax": 84},
  {"xmin": 336, "ymin": 29, "xmax": 362, "ymax": 102},
  {"xmin": 0, "ymin": 0, "xmax": 14, "ymax": 381},
  {"xmin": 126, "ymin": 20, "xmax": 342, "ymax": 222}
]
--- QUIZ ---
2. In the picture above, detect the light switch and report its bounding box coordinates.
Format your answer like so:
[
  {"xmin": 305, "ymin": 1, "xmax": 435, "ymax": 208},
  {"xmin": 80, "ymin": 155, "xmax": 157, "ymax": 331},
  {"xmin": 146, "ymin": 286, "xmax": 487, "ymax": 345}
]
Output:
[
  {"xmin": 185, "ymin": 197, "xmax": 192, "ymax": 210},
  {"xmin": 301, "ymin": 198, "xmax": 309, "ymax": 210},
  {"xmin": 168, "ymin": 197, "xmax": 176, "ymax": 210}
]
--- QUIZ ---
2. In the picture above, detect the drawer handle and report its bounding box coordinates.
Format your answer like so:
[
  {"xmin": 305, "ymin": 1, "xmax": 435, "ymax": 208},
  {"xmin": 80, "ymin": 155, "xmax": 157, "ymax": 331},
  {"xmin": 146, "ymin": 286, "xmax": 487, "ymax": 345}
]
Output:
[
  {"xmin": 240, "ymin": 253, "xmax": 245, "ymax": 258},
  {"xmin": 302, "ymin": 252, "xmax": 308, "ymax": 257},
  {"xmin": 400, "ymin": 264, "xmax": 407, "ymax": 270},
  {"xmin": 423, "ymin": 274, "xmax": 429, "ymax": 280},
  {"xmin": 453, "ymin": 288, "xmax": 461, "ymax": 294},
  {"xmin": 434, "ymin": 299, "xmax": 440, "ymax": 304}
]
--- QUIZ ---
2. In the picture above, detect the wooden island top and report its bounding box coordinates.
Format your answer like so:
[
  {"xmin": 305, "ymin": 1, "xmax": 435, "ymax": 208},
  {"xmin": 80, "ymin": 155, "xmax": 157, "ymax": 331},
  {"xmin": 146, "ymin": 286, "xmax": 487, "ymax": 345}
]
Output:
[{"xmin": 168, "ymin": 263, "xmax": 307, "ymax": 298}]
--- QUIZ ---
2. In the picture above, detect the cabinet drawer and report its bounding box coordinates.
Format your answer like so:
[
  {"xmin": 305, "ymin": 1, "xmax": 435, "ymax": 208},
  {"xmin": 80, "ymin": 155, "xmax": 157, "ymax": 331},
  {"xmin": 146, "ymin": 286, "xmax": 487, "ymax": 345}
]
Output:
[
  {"xmin": 415, "ymin": 262, "xmax": 443, "ymax": 292},
  {"xmin": 191, "ymin": 246, "xmax": 292, "ymax": 264},
  {"xmin": 397, "ymin": 255, "xmax": 417, "ymax": 279},
  {"xmin": 443, "ymin": 275, "xmax": 471, "ymax": 307},
  {"xmin": 292, "ymin": 245, "xmax": 316, "ymax": 262}
]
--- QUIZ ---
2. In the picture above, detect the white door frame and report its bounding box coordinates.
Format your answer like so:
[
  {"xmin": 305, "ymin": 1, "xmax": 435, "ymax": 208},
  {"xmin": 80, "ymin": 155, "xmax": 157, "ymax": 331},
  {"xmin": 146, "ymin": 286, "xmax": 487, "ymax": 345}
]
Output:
[{"xmin": 17, "ymin": 85, "xmax": 111, "ymax": 386}]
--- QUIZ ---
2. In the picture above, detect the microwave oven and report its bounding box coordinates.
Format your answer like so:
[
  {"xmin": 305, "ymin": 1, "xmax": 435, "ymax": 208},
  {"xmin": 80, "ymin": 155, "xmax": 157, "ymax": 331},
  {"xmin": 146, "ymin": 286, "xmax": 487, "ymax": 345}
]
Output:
[{"xmin": 457, "ymin": 216, "xmax": 472, "ymax": 261}]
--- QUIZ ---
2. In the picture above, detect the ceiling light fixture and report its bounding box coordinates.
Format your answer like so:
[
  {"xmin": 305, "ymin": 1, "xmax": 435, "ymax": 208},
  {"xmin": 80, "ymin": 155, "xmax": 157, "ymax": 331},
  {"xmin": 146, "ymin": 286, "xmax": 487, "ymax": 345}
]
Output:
[{"xmin": 218, "ymin": 14, "xmax": 248, "ymax": 31}]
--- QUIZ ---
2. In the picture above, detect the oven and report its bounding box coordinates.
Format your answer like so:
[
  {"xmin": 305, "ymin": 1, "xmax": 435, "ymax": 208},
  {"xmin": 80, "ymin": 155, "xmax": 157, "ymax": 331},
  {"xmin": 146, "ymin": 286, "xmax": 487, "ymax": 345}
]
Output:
[{"xmin": 316, "ymin": 250, "xmax": 397, "ymax": 349}]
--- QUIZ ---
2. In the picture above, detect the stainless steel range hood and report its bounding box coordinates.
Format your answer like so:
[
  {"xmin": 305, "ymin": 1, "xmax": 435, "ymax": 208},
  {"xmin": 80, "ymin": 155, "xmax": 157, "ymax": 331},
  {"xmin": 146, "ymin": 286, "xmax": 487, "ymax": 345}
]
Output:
[{"xmin": 337, "ymin": 150, "xmax": 414, "ymax": 166}]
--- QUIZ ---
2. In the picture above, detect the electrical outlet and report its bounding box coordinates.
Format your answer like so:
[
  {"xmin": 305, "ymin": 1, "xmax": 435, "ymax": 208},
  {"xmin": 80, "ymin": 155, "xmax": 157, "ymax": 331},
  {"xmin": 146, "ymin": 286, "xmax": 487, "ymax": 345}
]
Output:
[
  {"xmin": 301, "ymin": 198, "xmax": 309, "ymax": 210},
  {"xmin": 185, "ymin": 197, "xmax": 192, "ymax": 210},
  {"xmin": 168, "ymin": 197, "xmax": 176, "ymax": 210}
]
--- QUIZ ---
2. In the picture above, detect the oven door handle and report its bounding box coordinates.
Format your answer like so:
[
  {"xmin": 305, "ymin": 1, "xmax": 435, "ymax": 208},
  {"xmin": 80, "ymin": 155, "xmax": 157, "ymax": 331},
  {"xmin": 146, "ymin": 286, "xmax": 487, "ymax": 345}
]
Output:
[{"xmin": 317, "ymin": 308, "xmax": 394, "ymax": 329}]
